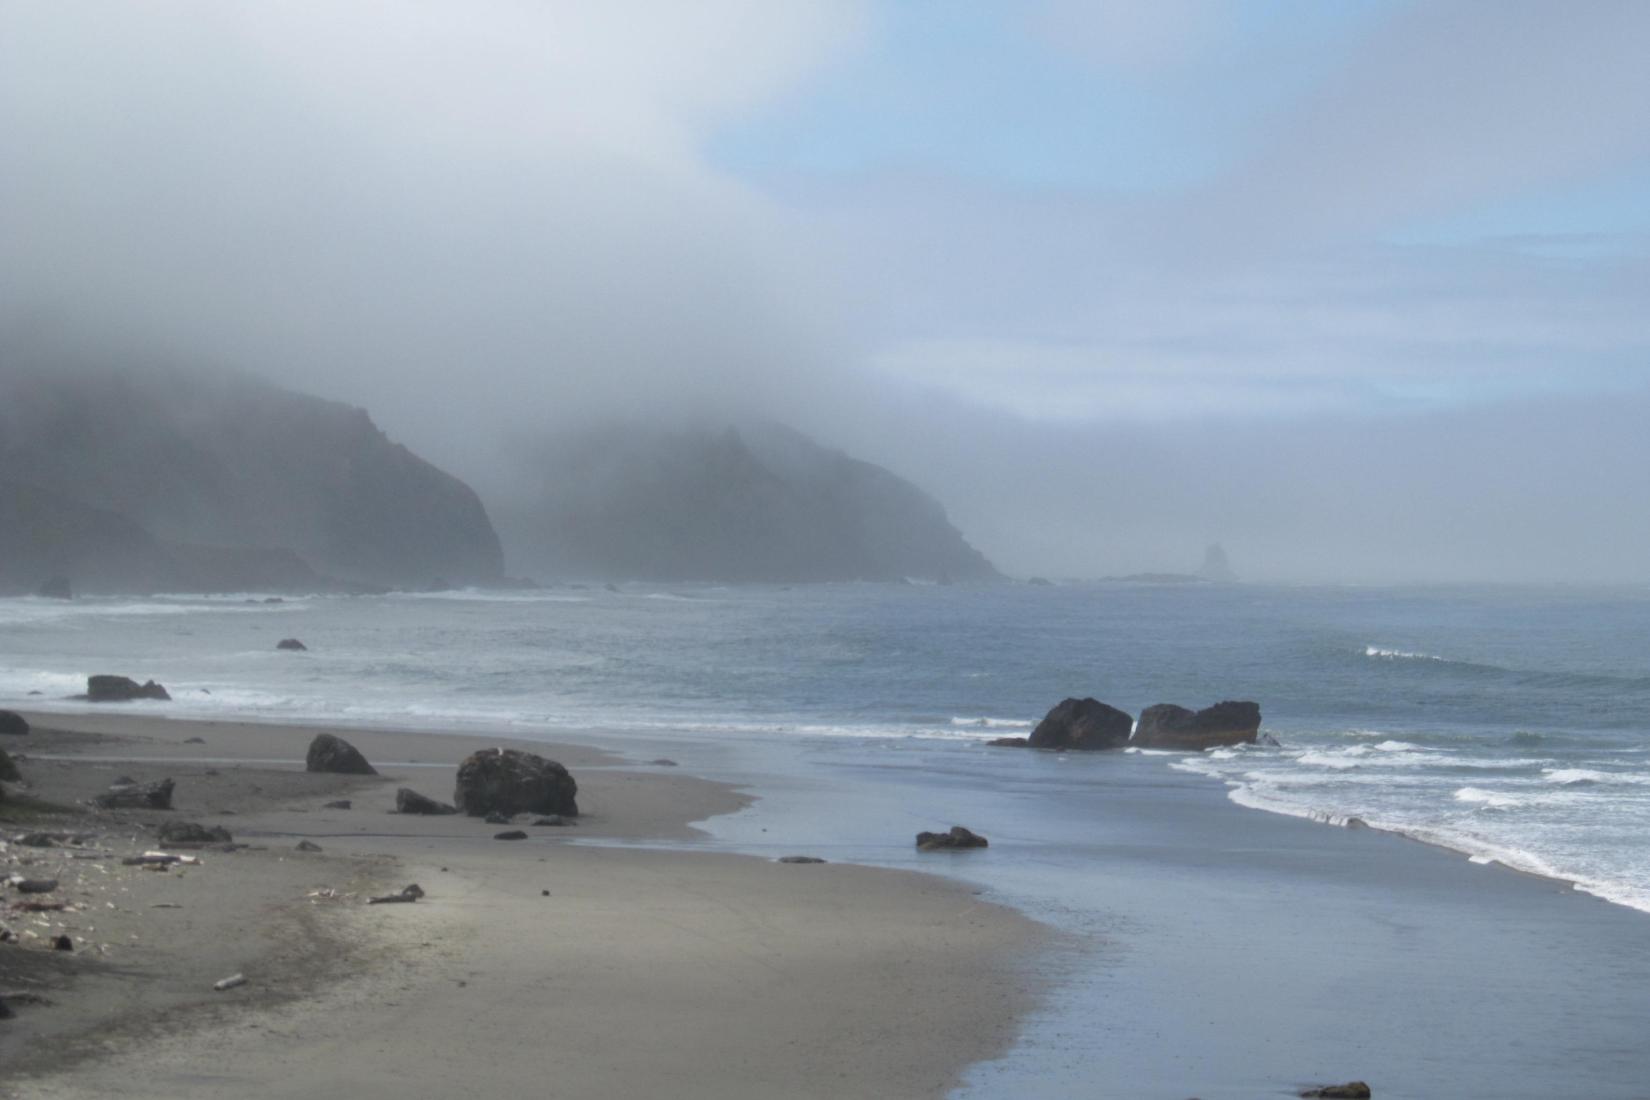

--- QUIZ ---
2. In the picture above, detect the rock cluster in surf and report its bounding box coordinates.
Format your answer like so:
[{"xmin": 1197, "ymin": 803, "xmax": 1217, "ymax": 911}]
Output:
[{"xmin": 994, "ymin": 697, "xmax": 1263, "ymax": 752}]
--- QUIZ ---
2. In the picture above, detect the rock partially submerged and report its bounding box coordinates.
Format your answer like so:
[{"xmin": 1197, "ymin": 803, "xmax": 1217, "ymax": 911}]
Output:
[
  {"xmin": 454, "ymin": 748, "xmax": 578, "ymax": 818},
  {"xmin": 93, "ymin": 777, "xmax": 174, "ymax": 810},
  {"xmin": 0, "ymin": 710, "xmax": 27, "ymax": 736},
  {"xmin": 84, "ymin": 674, "xmax": 171, "ymax": 702},
  {"xmin": 493, "ymin": 829, "xmax": 528, "ymax": 841},
  {"xmin": 1132, "ymin": 700, "xmax": 1262, "ymax": 750},
  {"xmin": 276, "ymin": 638, "xmax": 308, "ymax": 651},
  {"xmin": 305, "ymin": 733, "xmax": 377, "ymax": 775},
  {"xmin": 396, "ymin": 788, "xmax": 458, "ymax": 815},
  {"xmin": 778, "ymin": 855, "xmax": 826, "ymax": 864},
  {"xmin": 1300, "ymin": 1084, "xmax": 1371, "ymax": 1099},
  {"xmin": 987, "ymin": 736, "xmax": 1029, "ymax": 748},
  {"xmin": 1028, "ymin": 697, "xmax": 1134, "ymax": 751},
  {"xmin": 916, "ymin": 825, "xmax": 989, "ymax": 851}
]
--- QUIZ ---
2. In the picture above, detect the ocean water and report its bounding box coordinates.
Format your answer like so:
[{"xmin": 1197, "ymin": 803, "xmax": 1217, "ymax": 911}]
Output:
[
  {"xmin": 3, "ymin": 580, "xmax": 1649, "ymax": 915},
  {"xmin": 7, "ymin": 581, "xmax": 1650, "ymax": 1096}
]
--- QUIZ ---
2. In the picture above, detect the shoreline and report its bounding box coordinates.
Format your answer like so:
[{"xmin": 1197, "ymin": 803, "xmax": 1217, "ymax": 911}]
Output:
[{"xmin": 2, "ymin": 711, "xmax": 1048, "ymax": 1099}]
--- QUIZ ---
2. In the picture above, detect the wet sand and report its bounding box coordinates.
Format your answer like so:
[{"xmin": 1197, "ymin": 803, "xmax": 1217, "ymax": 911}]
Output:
[{"xmin": 0, "ymin": 713, "xmax": 1044, "ymax": 1099}]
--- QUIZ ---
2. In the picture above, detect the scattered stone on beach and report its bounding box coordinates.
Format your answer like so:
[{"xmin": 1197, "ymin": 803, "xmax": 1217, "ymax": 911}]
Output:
[
  {"xmin": 367, "ymin": 883, "xmax": 425, "ymax": 905},
  {"xmin": 916, "ymin": 825, "xmax": 990, "ymax": 851},
  {"xmin": 213, "ymin": 973, "xmax": 248, "ymax": 991},
  {"xmin": 454, "ymin": 747, "xmax": 578, "ymax": 818},
  {"xmin": 122, "ymin": 852, "xmax": 199, "ymax": 867},
  {"xmin": 649, "ymin": 758, "xmax": 679, "ymax": 767},
  {"xmin": 12, "ymin": 899, "xmax": 66, "ymax": 912},
  {"xmin": 183, "ymin": 736, "xmax": 206, "ymax": 744},
  {"xmin": 395, "ymin": 787, "xmax": 458, "ymax": 815},
  {"xmin": 93, "ymin": 777, "xmax": 175, "ymax": 810},
  {"xmin": 778, "ymin": 856, "xmax": 827, "ymax": 864},
  {"xmin": 83, "ymin": 674, "xmax": 171, "ymax": 702},
  {"xmin": 158, "ymin": 820, "xmax": 233, "ymax": 845},
  {"xmin": 1300, "ymin": 1084, "xmax": 1371, "ymax": 1099},
  {"xmin": 296, "ymin": 840, "xmax": 324, "ymax": 852},
  {"xmin": 483, "ymin": 810, "xmax": 513, "ymax": 825},
  {"xmin": 1028, "ymin": 697, "xmax": 1134, "ymax": 751},
  {"xmin": 1131, "ymin": 700, "xmax": 1262, "ymax": 751},
  {"xmin": 37, "ymin": 575, "xmax": 73, "ymax": 600},
  {"xmin": 10, "ymin": 878, "xmax": 59, "ymax": 894},
  {"xmin": 52, "ymin": 934, "xmax": 74, "ymax": 951},
  {"xmin": 305, "ymin": 733, "xmax": 377, "ymax": 775},
  {"xmin": 323, "ymin": 799, "xmax": 352, "ymax": 810},
  {"xmin": 276, "ymin": 638, "xmax": 308, "ymax": 651},
  {"xmin": 530, "ymin": 816, "xmax": 570, "ymax": 827},
  {"xmin": 0, "ymin": 710, "xmax": 27, "ymax": 736},
  {"xmin": 987, "ymin": 736, "xmax": 1029, "ymax": 748},
  {"xmin": 0, "ymin": 746, "xmax": 19, "ymax": 782},
  {"xmin": 493, "ymin": 830, "xmax": 529, "ymax": 841},
  {"xmin": 0, "ymin": 996, "xmax": 12, "ymax": 1019}
]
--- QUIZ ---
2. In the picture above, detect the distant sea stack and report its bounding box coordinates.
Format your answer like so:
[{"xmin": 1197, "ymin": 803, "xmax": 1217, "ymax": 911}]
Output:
[
  {"xmin": 1199, "ymin": 543, "xmax": 1238, "ymax": 583},
  {"xmin": 0, "ymin": 360, "xmax": 504, "ymax": 594},
  {"xmin": 497, "ymin": 423, "xmax": 1001, "ymax": 583}
]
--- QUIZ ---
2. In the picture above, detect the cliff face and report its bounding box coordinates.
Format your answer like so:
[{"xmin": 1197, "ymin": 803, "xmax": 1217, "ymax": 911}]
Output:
[
  {"xmin": 0, "ymin": 363, "xmax": 504, "ymax": 592},
  {"xmin": 498, "ymin": 423, "xmax": 1000, "ymax": 583}
]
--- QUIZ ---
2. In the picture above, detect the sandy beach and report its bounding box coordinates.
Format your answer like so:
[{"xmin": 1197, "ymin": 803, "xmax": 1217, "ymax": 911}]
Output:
[{"xmin": 0, "ymin": 712, "xmax": 1045, "ymax": 1099}]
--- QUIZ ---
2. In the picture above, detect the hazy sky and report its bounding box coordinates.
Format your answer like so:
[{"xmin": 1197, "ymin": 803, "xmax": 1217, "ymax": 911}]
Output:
[{"xmin": 3, "ymin": 2, "xmax": 1648, "ymax": 582}]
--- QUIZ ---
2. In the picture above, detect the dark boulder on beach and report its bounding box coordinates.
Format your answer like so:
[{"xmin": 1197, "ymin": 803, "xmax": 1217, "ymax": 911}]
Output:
[
  {"xmin": 1300, "ymin": 1084, "xmax": 1371, "ymax": 1099},
  {"xmin": 85, "ymin": 674, "xmax": 171, "ymax": 702},
  {"xmin": 916, "ymin": 825, "xmax": 989, "ymax": 851},
  {"xmin": 395, "ymin": 787, "xmax": 458, "ymax": 815},
  {"xmin": 305, "ymin": 733, "xmax": 377, "ymax": 775},
  {"xmin": 454, "ymin": 748, "xmax": 578, "ymax": 818},
  {"xmin": 0, "ymin": 710, "xmax": 28, "ymax": 736},
  {"xmin": 1132, "ymin": 700, "xmax": 1261, "ymax": 750},
  {"xmin": 0, "ymin": 747, "xmax": 19, "ymax": 782},
  {"xmin": 158, "ymin": 820, "xmax": 233, "ymax": 845},
  {"xmin": 94, "ymin": 777, "xmax": 174, "ymax": 810},
  {"xmin": 276, "ymin": 638, "xmax": 308, "ymax": 651},
  {"xmin": 1028, "ymin": 697, "xmax": 1134, "ymax": 751}
]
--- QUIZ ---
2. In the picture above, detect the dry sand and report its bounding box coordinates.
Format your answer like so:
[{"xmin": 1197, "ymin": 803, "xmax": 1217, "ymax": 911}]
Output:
[{"xmin": 1, "ymin": 712, "xmax": 1044, "ymax": 1099}]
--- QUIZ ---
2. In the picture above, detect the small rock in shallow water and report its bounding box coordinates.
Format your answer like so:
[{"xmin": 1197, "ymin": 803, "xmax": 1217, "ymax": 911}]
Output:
[
  {"xmin": 183, "ymin": 736, "xmax": 206, "ymax": 744},
  {"xmin": 649, "ymin": 758, "xmax": 678, "ymax": 767},
  {"xmin": 1300, "ymin": 1084, "xmax": 1371, "ymax": 1099},
  {"xmin": 276, "ymin": 638, "xmax": 308, "ymax": 651},
  {"xmin": 494, "ymin": 830, "xmax": 528, "ymax": 841},
  {"xmin": 52, "ymin": 934, "xmax": 74, "ymax": 951},
  {"xmin": 296, "ymin": 840, "xmax": 323, "ymax": 852},
  {"xmin": 778, "ymin": 856, "xmax": 826, "ymax": 864},
  {"xmin": 916, "ymin": 825, "xmax": 989, "ymax": 851},
  {"xmin": 323, "ymin": 799, "xmax": 352, "ymax": 810}
]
